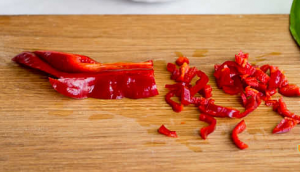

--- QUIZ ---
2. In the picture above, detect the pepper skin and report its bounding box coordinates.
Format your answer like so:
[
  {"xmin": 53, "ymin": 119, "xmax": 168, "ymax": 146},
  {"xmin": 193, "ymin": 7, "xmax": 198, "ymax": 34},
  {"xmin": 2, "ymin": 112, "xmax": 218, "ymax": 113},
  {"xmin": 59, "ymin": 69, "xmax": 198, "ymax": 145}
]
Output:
[
  {"xmin": 176, "ymin": 56, "xmax": 190, "ymax": 66},
  {"xmin": 198, "ymin": 100, "xmax": 240, "ymax": 118},
  {"xmin": 165, "ymin": 91, "xmax": 184, "ymax": 113},
  {"xmin": 199, "ymin": 114, "xmax": 217, "ymax": 139},
  {"xmin": 158, "ymin": 125, "xmax": 178, "ymax": 138},
  {"xmin": 273, "ymin": 117, "xmax": 299, "ymax": 134},
  {"xmin": 232, "ymin": 120, "xmax": 248, "ymax": 150}
]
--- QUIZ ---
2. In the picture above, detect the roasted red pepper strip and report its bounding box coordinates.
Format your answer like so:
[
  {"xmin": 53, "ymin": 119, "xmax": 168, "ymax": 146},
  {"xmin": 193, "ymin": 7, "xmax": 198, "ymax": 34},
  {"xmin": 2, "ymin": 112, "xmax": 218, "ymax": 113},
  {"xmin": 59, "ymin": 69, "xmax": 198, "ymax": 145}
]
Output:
[
  {"xmin": 165, "ymin": 91, "xmax": 184, "ymax": 113},
  {"xmin": 176, "ymin": 56, "xmax": 189, "ymax": 66},
  {"xmin": 34, "ymin": 51, "xmax": 153, "ymax": 73},
  {"xmin": 268, "ymin": 66, "xmax": 283, "ymax": 90},
  {"xmin": 199, "ymin": 85, "xmax": 212, "ymax": 98},
  {"xmin": 235, "ymin": 51, "xmax": 249, "ymax": 67},
  {"xmin": 199, "ymin": 114, "xmax": 217, "ymax": 139},
  {"xmin": 190, "ymin": 70, "xmax": 209, "ymax": 96},
  {"xmin": 158, "ymin": 125, "xmax": 178, "ymax": 138},
  {"xmin": 49, "ymin": 70, "xmax": 158, "ymax": 99},
  {"xmin": 232, "ymin": 120, "xmax": 248, "ymax": 150},
  {"xmin": 279, "ymin": 84, "xmax": 300, "ymax": 97},
  {"xmin": 273, "ymin": 117, "xmax": 299, "ymax": 134},
  {"xmin": 13, "ymin": 51, "xmax": 159, "ymax": 99},
  {"xmin": 198, "ymin": 100, "xmax": 240, "ymax": 118},
  {"xmin": 253, "ymin": 68, "xmax": 270, "ymax": 84},
  {"xmin": 276, "ymin": 97, "xmax": 300, "ymax": 121}
]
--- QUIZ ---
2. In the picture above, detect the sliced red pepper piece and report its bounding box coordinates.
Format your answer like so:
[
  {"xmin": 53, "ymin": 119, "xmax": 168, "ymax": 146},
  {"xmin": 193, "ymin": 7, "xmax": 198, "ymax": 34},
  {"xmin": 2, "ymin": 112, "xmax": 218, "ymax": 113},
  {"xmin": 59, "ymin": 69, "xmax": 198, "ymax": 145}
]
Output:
[
  {"xmin": 216, "ymin": 65, "xmax": 234, "ymax": 88},
  {"xmin": 199, "ymin": 85, "xmax": 212, "ymax": 98},
  {"xmin": 265, "ymin": 100, "xmax": 278, "ymax": 107},
  {"xmin": 231, "ymin": 120, "xmax": 248, "ymax": 150},
  {"xmin": 167, "ymin": 63, "xmax": 177, "ymax": 73},
  {"xmin": 276, "ymin": 97, "xmax": 300, "ymax": 121},
  {"xmin": 199, "ymin": 114, "xmax": 217, "ymax": 139},
  {"xmin": 190, "ymin": 70, "xmax": 209, "ymax": 96},
  {"xmin": 176, "ymin": 56, "xmax": 190, "ymax": 66},
  {"xmin": 268, "ymin": 66, "xmax": 283, "ymax": 90},
  {"xmin": 183, "ymin": 67, "xmax": 197, "ymax": 83},
  {"xmin": 235, "ymin": 51, "xmax": 249, "ymax": 67},
  {"xmin": 260, "ymin": 64, "xmax": 270, "ymax": 73},
  {"xmin": 253, "ymin": 68, "xmax": 270, "ymax": 84},
  {"xmin": 34, "ymin": 51, "xmax": 153, "ymax": 73},
  {"xmin": 158, "ymin": 125, "xmax": 178, "ymax": 138},
  {"xmin": 279, "ymin": 84, "xmax": 300, "ymax": 97},
  {"xmin": 181, "ymin": 86, "xmax": 192, "ymax": 106},
  {"xmin": 243, "ymin": 77, "xmax": 259, "ymax": 87},
  {"xmin": 273, "ymin": 117, "xmax": 299, "ymax": 134},
  {"xmin": 198, "ymin": 100, "xmax": 240, "ymax": 118},
  {"xmin": 176, "ymin": 62, "xmax": 189, "ymax": 82},
  {"xmin": 165, "ymin": 91, "xmax": 184, "ymax": 113},
  {"xmin": 49, "ymin": 69, "xmax": 159, "ymax": 99}
]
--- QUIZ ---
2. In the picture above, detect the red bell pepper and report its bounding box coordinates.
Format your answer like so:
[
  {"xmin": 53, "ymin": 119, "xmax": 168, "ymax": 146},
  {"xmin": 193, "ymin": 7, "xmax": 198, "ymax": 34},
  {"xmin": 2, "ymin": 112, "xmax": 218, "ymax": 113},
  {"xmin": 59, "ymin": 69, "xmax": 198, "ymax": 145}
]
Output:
[
  {"xmin": 276, "ymin": 97, "xmax": 300, "ymax": 121},
  {"xmin": 279, "ymin": 84, "xmax": 300, "ymax": 97},
  {"xmin": 34, "ymin": 51, "xmax": 153, "ymax": 73},
  {"xmin": 232, "ymin": 120, "xmax": 248, "ymax": 150},
  {"xmin": 189, "ymin": 70, "xmax": 209, "ymax": 96},
  {"xmin": 199, "ymin": 85, "xmax": 212, "ymax": 98},
  {"xmin": 273, "ymin": 117, "xmax": 299, "ymax": 134},
  {"xmin": 176, "ymin": 56, "xmax": 189, "ymax": 66},
  {"xmin": 198, "ymin": 100, "xmax": 240, "ymax": 118},
  {"xmin": 235, "ymin": 51, "xmax": 249, "ymax": 67},
  {"xmin": 165, "ymin": 91, "xmax": 184, "ymax": 113},
  {"xmin": 158, "ymin": 125, "xmax": 178, "ymax": 138},
  {"xmin": 199, "ymin": 114, "xmax": 217, "ymax": 139},
  {"xmin": 13, "ymin": 51, "xmax": 159, "ymax": 99}
]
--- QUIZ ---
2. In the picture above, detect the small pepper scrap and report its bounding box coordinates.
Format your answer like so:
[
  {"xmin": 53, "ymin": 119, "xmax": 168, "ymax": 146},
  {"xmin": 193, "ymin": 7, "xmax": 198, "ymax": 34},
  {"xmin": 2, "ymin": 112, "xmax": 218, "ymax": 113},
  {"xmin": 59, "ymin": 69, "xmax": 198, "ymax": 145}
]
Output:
[
  {"xmin": 158, "ymin": 125, "xmax": 178, "ymax": 138},
  {"xmin": 13, "ymin": 51, "xmax": 159, "ymax": 99},
  {"xmin": 232, "ymin": 120, "xmax": 248, "ymax": 150}
]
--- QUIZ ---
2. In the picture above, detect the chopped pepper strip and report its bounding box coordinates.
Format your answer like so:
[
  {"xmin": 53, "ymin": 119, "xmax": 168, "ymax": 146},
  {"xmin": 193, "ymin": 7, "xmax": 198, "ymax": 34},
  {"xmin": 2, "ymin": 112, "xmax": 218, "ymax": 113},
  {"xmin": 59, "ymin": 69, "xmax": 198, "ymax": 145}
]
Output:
[
  {"xmin": 165, "ymin": 91, "xmax": 184, "ymax": 113},
  {"xmin": 199, "ymin": 114, "xmax": 217, "ymax": 139},
  {"xmin": 279, "ymin": 84, "xmax": 300, "ymax": 97},
  {"xmin": 232, "ymin": 120, "xmax": 248, "ymax": 150},
  {"xmin": 158, "ymin": 125, "xmax": 178, "ymax": 138},
  {"xmin": 273, "ymin": 117, "xmax": 299, "ymax": 134}
]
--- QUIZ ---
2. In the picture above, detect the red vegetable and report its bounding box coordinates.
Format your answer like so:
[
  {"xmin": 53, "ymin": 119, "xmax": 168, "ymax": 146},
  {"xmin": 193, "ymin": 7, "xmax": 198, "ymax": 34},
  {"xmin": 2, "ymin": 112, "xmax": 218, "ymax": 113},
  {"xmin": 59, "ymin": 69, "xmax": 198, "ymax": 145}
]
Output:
[
  {"xmin": 232, "ymin": 120, "xmax": 248, "ymax": 150},
  {"xmin": 279, "ymin": 84, "xmax": 300, "ymax": 97},
  {"xmin": 34, "ymin": 50, "xmax": 153, "ymax": 73},
  {"xmin": 199, "ymin": 114, "xmax": 217, "ymax": 139},
  {"xmin": 198, "ymin": 100, "xmax": 240, "ymax": 118},
  {"xmin": 158, "ymin": 125, "xmax": 178, "ymax": 138},
  {"xmin": 273, "ymin": 117, "xmax": 299, "ymax": 134},
  {"xmin": 165, "ymin": 91, "xmax": 184, "ymax": 112},
  {"xmin": 176, "ymin": 56, "xmax": 189, "ymax": 66},
  {"xmin": 13, "ymin": 51, "xmax": 159, "ymax": 99}
]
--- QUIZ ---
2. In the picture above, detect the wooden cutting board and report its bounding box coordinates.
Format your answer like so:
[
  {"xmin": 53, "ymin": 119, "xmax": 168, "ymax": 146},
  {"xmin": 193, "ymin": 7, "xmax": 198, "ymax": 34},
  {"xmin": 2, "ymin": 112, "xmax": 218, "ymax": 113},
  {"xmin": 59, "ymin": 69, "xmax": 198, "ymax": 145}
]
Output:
[{"xmin": 0, "ymin": 15, "xmax": 300, "ymax": 172}]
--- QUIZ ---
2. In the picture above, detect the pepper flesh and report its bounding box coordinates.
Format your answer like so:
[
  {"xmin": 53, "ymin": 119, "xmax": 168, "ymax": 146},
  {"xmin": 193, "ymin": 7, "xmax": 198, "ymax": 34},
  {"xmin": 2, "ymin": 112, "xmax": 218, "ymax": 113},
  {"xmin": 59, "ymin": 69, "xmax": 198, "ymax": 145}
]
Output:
[
  {"xmin": 199, "ymin": 114, "xmax": 217, "ymax": 139},
  {"xmin": 232, "ymin": 120, "xmax": 248, "ymax": 150},
  {"xmin": 158, "ymin": 125, "xmax": 178, "ymax": 138}
]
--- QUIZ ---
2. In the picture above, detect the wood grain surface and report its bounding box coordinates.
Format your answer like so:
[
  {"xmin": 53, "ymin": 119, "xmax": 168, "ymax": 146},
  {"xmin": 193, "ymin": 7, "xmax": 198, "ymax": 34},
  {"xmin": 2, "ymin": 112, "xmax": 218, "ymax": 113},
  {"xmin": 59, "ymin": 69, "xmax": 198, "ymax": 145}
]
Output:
[{"xmin": 0, "ymin": 15, "xmax": 300, "ymax": 172}]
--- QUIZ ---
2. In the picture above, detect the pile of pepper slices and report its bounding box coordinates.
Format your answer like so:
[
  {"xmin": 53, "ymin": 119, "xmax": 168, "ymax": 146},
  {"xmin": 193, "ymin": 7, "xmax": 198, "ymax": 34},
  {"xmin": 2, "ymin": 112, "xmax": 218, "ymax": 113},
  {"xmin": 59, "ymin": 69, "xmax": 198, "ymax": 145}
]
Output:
[{"xmin": 160, "ymin": 51, "xmax": 300, "ymax": 150}]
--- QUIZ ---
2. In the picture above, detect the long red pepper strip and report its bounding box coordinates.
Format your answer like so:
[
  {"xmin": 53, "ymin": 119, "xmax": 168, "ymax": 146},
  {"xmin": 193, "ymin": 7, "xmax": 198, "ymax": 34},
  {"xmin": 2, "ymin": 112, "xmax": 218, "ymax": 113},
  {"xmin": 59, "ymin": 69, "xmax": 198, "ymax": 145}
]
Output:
[
  {"xmin": 232, "ymin": 120, "xmax": 248, "ymax": 150},
  {"xmin": 198, "ymin": 100, "xmax": 240, "ymax": 118},
  {"xmin": 276, "ymin": 97, "xmax": 300, "ymax": 121},
  {"xmin": 273, "ymin": 117, "xmax": 299, "ymax": 134},
  {"xmin": 158, "ymin": 125, "xmax": 178, "ymax": 138},
  {"xmin": 34, "ymin": 51, "xmax": 153, "ymax": 73},
  {"xmin": 189, "ymin": 70, "xmax": 209, "ymax": 96},
  {"xmin": 13, "ymin": 51, "xmax": 159, "ymax": 99},
  {"xmin": 49, "ymin": 70, "xmax": 159, "ymax": 99},
  {"xmin": 199, "ymin": 114, "xmax": 217, "ymax": 139}
]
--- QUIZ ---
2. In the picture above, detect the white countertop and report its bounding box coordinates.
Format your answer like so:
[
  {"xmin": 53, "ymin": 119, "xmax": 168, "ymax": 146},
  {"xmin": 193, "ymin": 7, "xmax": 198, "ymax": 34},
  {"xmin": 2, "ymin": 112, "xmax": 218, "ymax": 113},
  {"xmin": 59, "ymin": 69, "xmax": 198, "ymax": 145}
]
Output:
[{"xmin": 0, "ymin": 0, "xmax": 293, "ymax": 15}]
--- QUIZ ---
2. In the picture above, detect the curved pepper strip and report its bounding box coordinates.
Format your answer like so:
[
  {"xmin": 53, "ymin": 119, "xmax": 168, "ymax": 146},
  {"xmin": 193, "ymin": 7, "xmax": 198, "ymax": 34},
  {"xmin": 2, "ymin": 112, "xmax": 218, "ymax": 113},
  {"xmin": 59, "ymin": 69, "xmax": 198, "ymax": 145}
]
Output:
[
  {"xmin": 158, "ymin": 125, "xmax": 178, "ymax": 138},
  {"xmin": 190, "ymin": 70, "xmax": 209, "ymax": 96},
  {"xmin": 34, "ymin": 51, "xmax": 153, "ymax": 73},
  {"xmin": 165, "ymin": 91, "xmax": 184, "ymax": 113},
  {"xmin": 232, "ymin": 120, "xmax": 248, "ymax": 150},
  {"xmin": 279, "ymin": 84, "xmax": 300, "ymax": 97},
  {"xmin": 276, "ymin": 97, "xmax": 300, "ymax": 121},
  {"xmin": 273, "ymin": 117, "xmax": 299, "ymax": 134},
  {"xmin": 198, "ymin": 100, "xmax": 240, "ymax": 118},
  {"xmin": 199, "ymin": 114, "xmax": 217, "ymax": 139}
]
